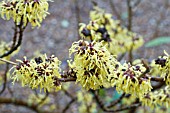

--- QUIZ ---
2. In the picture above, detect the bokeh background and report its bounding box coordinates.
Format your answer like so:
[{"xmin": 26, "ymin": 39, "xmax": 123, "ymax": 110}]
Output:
[{"xmin": 0, "ymin": 0, "xmax": 170, "ymax": 113}]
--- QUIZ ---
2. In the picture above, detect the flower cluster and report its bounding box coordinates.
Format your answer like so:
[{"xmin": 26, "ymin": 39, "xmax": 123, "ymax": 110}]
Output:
[
  {"xmin": 68, "ymin": 40, "xmax": 118, "ymax": 90},
  {"xmin": 0, "ymin": 41, "xmax": 19, "ymax": 64},
  {"xmin": 0, "ymin": 0, "xmax": 51, "ymax": 27},
  {"xmin": 77, "ymin": 89, "xmax": 97, "ymax": 113},
  {"xmin": 111, "ymin": 63, "xmax": 152, "ymax": 97},
  {"xmin": 140, "ymin": 86, "xmax": 170, "ymax": 109},
  {"xmin": 12, "ymin": 54, "xmax": 61, "ymax": 92},
  {"xmin": 79, "ymin": 6, "xmax": 144, "ymax": 55},
  {"xmin": 154, "ymin": 51, "xmax": 170, "ymax": 85}
]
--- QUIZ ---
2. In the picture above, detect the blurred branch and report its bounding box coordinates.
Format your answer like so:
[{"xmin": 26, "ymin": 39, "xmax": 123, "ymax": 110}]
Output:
[
  {"xmin": 0, "ymin": 97, "xmax": 52, "ymax": 113},
  {"xmin": 36, "ymin": 91, "xmax": 49, "ymax": 107},
  {"xmin": 109, "ymin": 103, "xmax": 141, "ymax": 112},
  {"xmin": 92, "ymin": 90, "xmax": 141, "ymax": 112},
  {"xmin": 92, "ymin": 90, "xmax": 108, "ymax": 111},
  {"xmin": 106, "ymin": 93, "xmax": 126, "ymax": 108},
  {"xmin": 127, "ymin": 0, "xmax": 133, "ymax": 31},
  {"xmin": 138, "ymin": 59, "xmax": 150, "ymax": 78},
  {"xmin": 127, "ymin": 0, "xmax": 133, "ymax": 63},
  {"xmin": 152, "ymin": 82, "xmax": 165, "ymax": 91},
  {"xmin": 150, "ymin": 76, "xmax": 164, "ymax": 82},
  {"xmin": 132, "ymin": 0, "xmax": 142, "ymax": 7},
  {"xmin": 109, "ymin": 0, "xmax": 121, "ymax": 20},
  {"xmin": 0, "ymin": 63, "xmax": 9, "ymax": 95},
  {"xmin": 58, "ymin": 77, "xmax": 76, "ymax": 82},
  {"xmin": 118, "ymin": 53, "xmax": 126, "ymax": 61},
  {"xmin": 62, "ymin": 87, "xmax": 74, "ymax": 99},
  {"xmin": 62, "ymin": 97, "xmax": 77, "ymax": 113},
  {"xmin": 74, "ymin": 0, "xmax": 81, "ymax": 40},
  {"xmin": 7, "ymin": 82, "xmax": 14, "ymax": 97},
  {"xmin": 11, "ymin": 22, "xmax": 18, "ymax": 48},
  {"xmin": 0, "ymin": 17, "xmax": 27, "ymax": 58}
]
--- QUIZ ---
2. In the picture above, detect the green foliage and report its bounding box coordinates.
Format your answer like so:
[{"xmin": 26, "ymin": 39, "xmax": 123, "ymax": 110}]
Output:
[{"xmin": 145, "ymin": 37, "xmax": 170, "ymax": 47}]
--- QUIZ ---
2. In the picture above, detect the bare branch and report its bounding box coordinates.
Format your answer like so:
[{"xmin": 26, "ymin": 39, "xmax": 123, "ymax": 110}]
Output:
[
  {"xmin": 58, "ymin": 77, "xmax": 76, "ymax": 82},
  {"xmin": 0, "ymin": 63, "xmax": 9, "ymax": 95},
  {"xmin": 106, "ymin": 93, "xmax": 126, "ymax": 108}
]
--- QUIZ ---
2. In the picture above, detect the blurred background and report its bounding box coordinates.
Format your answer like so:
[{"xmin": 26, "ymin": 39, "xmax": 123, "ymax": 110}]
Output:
[{"xmin": 0, "ymin": 0, "xmax": 170, "ymax": 113}]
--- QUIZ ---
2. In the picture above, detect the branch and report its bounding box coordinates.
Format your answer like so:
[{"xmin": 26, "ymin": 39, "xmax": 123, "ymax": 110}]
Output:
[
  {"xmin": 127, "ymin": 0, "xmax": 133, "ymax": 63},
  {"xmin": 150, "ymin": 76, "xmax": 164, "ymax": 82},
  {"xmin": 0, "ymin": 97, "xmax": 52, "ymax": 113},
  {"xmin": 74, "ymin": 0, "xmax": 81, "ymax": 40},
  {"xmin": 0, "ymin": 58, "xmax": 17, "ymax": 65},
  {"xmin": 62, "ymin": 87, "xmax": 74, "ymax": 99},
  {"xmin": 0, "ymin": 17, "xmax": 27, "ymax": 58},
  {"xmin": 62, "ymin": 97, "xmax": 77, "ymax": 113},
  {"xmin": 11, "ymin": 22, "xmax": 18, "ymax": 49},
  {"xmin": 127, "ymin": 0, "xmax": 132, "ymax": 31},
  {"xmin": 138, "ymin": 59, "xmax": 150, "ymax": 78},
  {"xmin": 92, "ymin": 90, "xmax": 108, "ymax": 111},
  {"xmin": 106, "ymin": 93, "xmax": 126, "ymax": 108},
  {"xmin": 109, "ymin": 0, "xmax": 121, "ymax": 20},
  {"xmin": 58, "ymin": 77, "xmax": 76, "ymax": 82},
  {"xmin": 0, "ymin": 63, "xmax": 9, "ymax": 95},
  {"xmin": 108, "ymin": 103, "xmax": 141, "ymax": 112},
  {"xmin": 36, "ymin": 91, "xmax": 49, "ymax": 107}
]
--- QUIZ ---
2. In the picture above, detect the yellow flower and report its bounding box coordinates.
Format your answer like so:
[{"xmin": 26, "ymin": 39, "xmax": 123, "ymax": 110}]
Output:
[
  {"xmin": 155, "ymin": 51, "xmax": 170, "ymax": 86},
  {"xmin": 0, "ymin": 0, "xmax": 52, "ymax": 27},
  {"xmin": 140, "ymin": 86, "xmax": 170, "ymax": 109},
  {"xmin": 88, "ymin": 6, "xmax": 144, "ymax": 55},
  {"xmin": 68, "ymin": 40, "xmax": 118, "ymax": 90},
  {"xmin": 11, "ymin": 54, "xmax": 61, "ymax": 92},
  {"xmin": 111, "ymin": 63, "xmax": 152, "ymax": 97}
]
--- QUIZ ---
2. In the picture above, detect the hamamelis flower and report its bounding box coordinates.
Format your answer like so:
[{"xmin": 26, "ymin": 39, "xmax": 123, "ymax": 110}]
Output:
[
  {"xmin": 68, "ymin": 40, "xmax": 118, "ymax": 90},
  {"xmin": 11, "ymin": 54, "xmax": 61, "ymax": 92},
  {"xmin": 0, "ymin": 0, "xmax": 51, "ymax": 27},
  {"xmin": 111, "ymin": 63, "xmax": 152, "ymax": 97},
  {"xmin": 140, "ymin": 86, "xmax": 170, "ymax": 109},
  {"xmin": 86, "ymin": 6, "xmax": 144, "ymax": 55},
  {"xmin": 154, "ymin": 51, "xmax": 170, "ymax": 86}
]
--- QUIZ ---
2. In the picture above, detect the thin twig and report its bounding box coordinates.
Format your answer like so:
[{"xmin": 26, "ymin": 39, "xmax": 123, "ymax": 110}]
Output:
[
  {"xmin": 132, "ymin": 0, "xmax": 142, "ymax": 7},
  {"xmin": 138, "ymin": 59, "xmax": 150, "ymax": 78},
  {"xmin": 74, "ymin": 0, "xmax": 81, "ymax": 40},
  {"xmin": 0, "ymin": 97, "xmax": 52, "ymax": 113},
  {"xmin": 11, "ymin": 22, "xmax": 18, "ymax": 49},
  {"xmin": 118, "ymin": 53, "xmax": 126, "ymax": 61},
  {"xmin": 92, "ymin": 90, "xmax": 141, "ymax": 112},
  {"xmin": 127, "ymin": 0, "xmax": 132, "ymax": 31},
  {"xmin": 36, "ymin": 91, "xmax": 49, "ymax": 107},
  {"xmin": 62, "ymin": 87, "xmax": 74, "ymax": 99},
  {"xmin": 152, "ymin": 82, "xmax": 165, "ymax": 91},
  {"xmin": 106, "ymin": 93, "xmax": 126, "ymax": 108},
  {"xmin": 127, "ymin": 0, "xmax": 133, "ymax": 63},
  {"xmin": 58, "ymin": 77, "xmax": 76, "ymax": 82},
  {"xmin": 92, "ymin": 90, "xmax": 108, "ymax": 111},
  {"xmin": 62, "ymin": 97, "xmax": 77, "ymax": 113},
  {"xmin": 0, "ymin": 58, "xmax": 17, "ymax": 65},
  {"xmin": 150, "ymin": 76, "xmax": 164, "ymax": 82},
  {"xmin": 109, "ymin": 0, "xmax": 121, "ymax": 20},
  {"xmin": 107, "ymin": 103, "xmax": 141, "ymax": 112},
  {"xmin": 0, "ymin": 17, "xmax": 27, "ymax": 58},
  {"xmin": 0, "ymin": 63, "xmax": 9, "ymax": 95}
]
